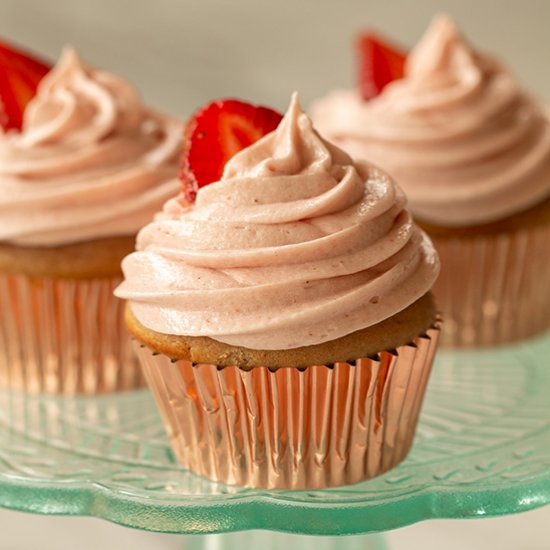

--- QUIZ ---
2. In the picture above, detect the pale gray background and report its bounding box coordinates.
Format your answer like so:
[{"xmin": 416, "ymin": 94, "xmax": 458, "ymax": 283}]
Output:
[
  {"xmin": 0, "ymin": 0, "xmax": 548, "ymax": 118},
  {"xmin": 0, "ymin": 0, "xmax": 549, "ymax": 548}
]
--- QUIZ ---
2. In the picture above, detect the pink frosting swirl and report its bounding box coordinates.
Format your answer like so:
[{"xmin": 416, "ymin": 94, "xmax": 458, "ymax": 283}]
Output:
[
  {"xmin": 116, "ymin": 94, "xmax": 439, "ymax": 350},
  {"xmin": 0, "ymin": 48, "xmax": 180, "ymax": 246},
  {"xmin": 310, "ymin": 15, "xmax": 550, "ymax": 226}
]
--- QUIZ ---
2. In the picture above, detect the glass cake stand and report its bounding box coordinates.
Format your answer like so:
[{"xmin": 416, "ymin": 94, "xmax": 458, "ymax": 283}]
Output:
[{"xmin": 1, "ymin": 333, "xmax": 549, "ymax": 549}]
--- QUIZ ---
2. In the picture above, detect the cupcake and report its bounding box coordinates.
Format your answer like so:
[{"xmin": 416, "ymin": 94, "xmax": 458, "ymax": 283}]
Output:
[
  {"xmin": 115, "ymin": 94, "xmax": 441, "ymax": 489},
  {"xmin": 0, "ymin": 43, "xmax": 181, "ymax": 393},
  {"xmin": 311, "ymin": 15, "xmax": 550, "ymax": 347}
]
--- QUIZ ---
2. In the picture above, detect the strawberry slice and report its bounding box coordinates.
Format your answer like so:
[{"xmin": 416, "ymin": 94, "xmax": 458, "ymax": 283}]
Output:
[
  {"xmin": 357, "ymin": 33, "xmax": 407, "ymax": 101},
  {"xmin": 0, "ymin": 39, "xmax": 51, "ymax": 132},
  {"xmin": 181, "ymin": 99, "xmax": 283, "ymax": 202}
]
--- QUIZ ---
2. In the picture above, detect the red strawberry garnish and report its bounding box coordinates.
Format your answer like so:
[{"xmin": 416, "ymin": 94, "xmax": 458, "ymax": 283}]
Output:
[
  {"xmin": 357, "ymin": 33, "xmax": 407, "ymax": 101},
  {"xmin": 180, "ymin": 99, "xmax": 283, "ymax": 203},
  {"xmin": 0, "ymin": 39, "xmax": 51, "ymax": 132}
]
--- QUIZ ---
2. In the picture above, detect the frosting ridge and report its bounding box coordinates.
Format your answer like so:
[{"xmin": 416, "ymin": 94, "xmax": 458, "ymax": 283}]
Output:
[
  {"xmin": 116, "ymin": 94, "xmax": 439, "ymax": 350},
  {"xmin": 310, "ymin": 15, "xmax": 550, "ymax": 226},
  {"xmin": 0, "ymin": 47, "xmax": 180, "ymax": 245}
]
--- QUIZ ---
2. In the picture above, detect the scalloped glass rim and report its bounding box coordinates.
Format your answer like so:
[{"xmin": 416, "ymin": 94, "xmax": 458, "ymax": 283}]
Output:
[
  {"xmin": 1, "ymin": 474, "xmax": 549, "ymax": 535},
  {"xmin": 0, "ymin": 332, "xmax": 549, "ymax": 535}
]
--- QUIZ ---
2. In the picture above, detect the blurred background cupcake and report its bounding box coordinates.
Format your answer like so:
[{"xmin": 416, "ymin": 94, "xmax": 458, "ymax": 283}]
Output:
[
  {"xmin": 0, "ymin": 42, "xmax": 180, "ymax": 393},
  {"xmin": 115, "ymin": 94, "xmax": 441, "ymax": 489},
  {"xmin": 311, "ymin": 15, "xmax": 550, "ymax": 347}
]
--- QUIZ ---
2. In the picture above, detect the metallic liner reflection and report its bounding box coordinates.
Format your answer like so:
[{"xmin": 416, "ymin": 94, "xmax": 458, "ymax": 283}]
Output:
[{"xmin": 136, "ymin": 323, "xmax": 440, "ymax": 490}]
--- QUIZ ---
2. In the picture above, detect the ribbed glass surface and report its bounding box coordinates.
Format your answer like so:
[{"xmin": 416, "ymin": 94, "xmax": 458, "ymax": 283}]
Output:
[{"xmin": 0, "ymin": 333, "xmax": 549, "ymax": 535}]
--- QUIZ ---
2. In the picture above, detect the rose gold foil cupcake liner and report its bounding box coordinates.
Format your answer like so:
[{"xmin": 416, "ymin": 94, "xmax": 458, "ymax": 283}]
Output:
[
  {"xmin": 432, "ymin": 222, "xmax": 550, "ymax": 348},
  {"xmin": 0, "ymin": 274, "xmax": 144, "ymax": 394},
  {"xmin": 134, "ymin": 322, "xmax": 440, "ymax": 490}
]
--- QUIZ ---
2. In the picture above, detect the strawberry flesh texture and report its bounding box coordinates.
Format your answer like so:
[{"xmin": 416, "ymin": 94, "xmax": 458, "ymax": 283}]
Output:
[
  {"xmin": 357, "ymin": 33, "xmax": 407, "ymax": 101},
  {"xmin": 181, "ymin": 99, "xmax": 283, "ymax": 203},
  {"xmin": 0, "ymin": 40, "xmax": 51, "ymax": 132}
]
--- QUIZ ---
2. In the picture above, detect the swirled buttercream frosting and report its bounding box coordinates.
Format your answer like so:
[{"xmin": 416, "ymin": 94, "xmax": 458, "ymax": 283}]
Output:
[
  {"xmin": 0, "ymin": 47, "xmax": 180, "ymax": 246},
  {"xmin": 310, "ymin": 15, "xmax": 550, "ymax": 226},
  {"xmin": 116, "ymin": 94, "xmax": 438, "ymax": 350}
]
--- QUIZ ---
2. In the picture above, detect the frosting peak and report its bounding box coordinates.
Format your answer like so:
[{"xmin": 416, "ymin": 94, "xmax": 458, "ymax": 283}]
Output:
[
  {"xmin": 310, "ymin": 16, "xmax": 550, "ymax": 226},
  {"xmin": 116, "ymin": 95, "xmax": 439, "ymax": 350},
  {"xmin": 223, "ymin": 94, "xmax": 351, "ymax": 180},
  {"xmin": 20, "ymin": 48, "xmax": 142, "ymax": 148},
  {"xmin": 0, "ymin": 47, "xmax": 180, "ymax": 246},
  {"xmin": 406, "ymin": 15, "xmax": 474, "ymax": 78}
]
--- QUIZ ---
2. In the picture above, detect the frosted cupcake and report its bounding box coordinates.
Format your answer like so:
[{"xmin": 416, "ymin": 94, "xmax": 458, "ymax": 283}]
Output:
[
  {"xmin": 116, "ymin": 94, "xmax": 441, "ymax": 489},
  {"xmin": 0, "ymin": 45, "xmax": 180, "ymax": 393},
  {"xmin": 311, "ymin": 16, "xmax": 550, "ymax": 347}
]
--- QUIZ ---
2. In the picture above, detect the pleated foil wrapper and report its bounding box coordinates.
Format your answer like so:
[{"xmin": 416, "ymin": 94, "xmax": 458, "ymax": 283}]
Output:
[
  {"xmin": 135, "ymin": 323, "xmax": 440, "ymax": 490},
  {"xmin": 431, "ymin": 222, "xmax": 550, "ymax": 348},
  {"xmin": 0, "ymin": 273, "xmax": 144, "ymax": 394}
]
